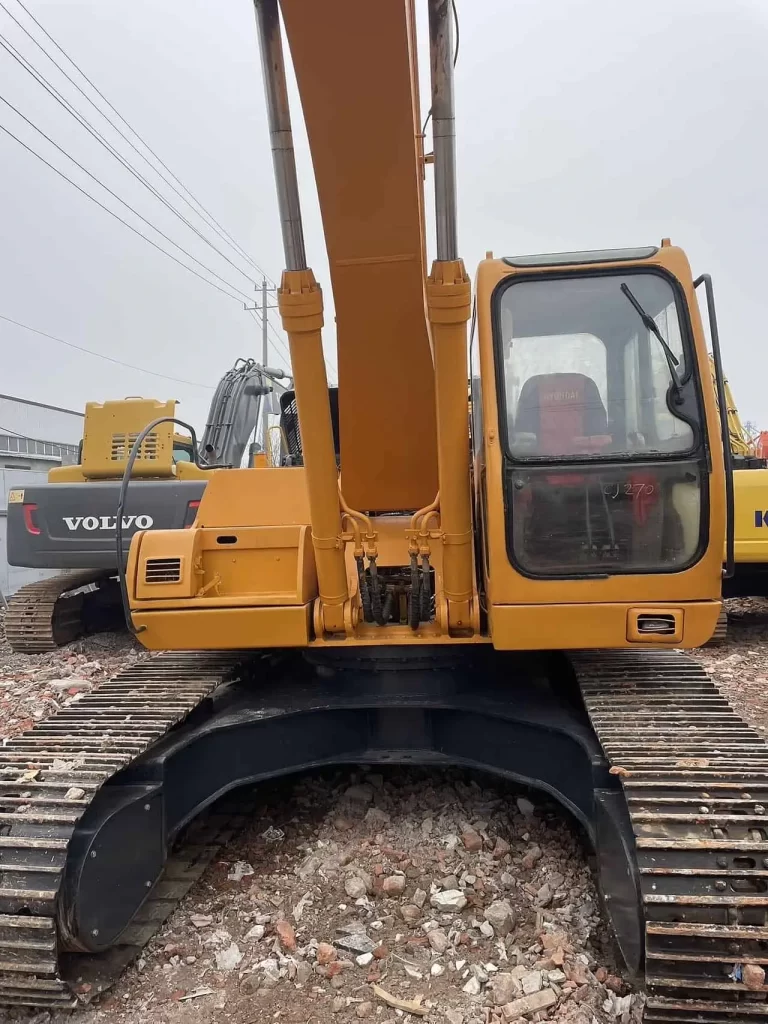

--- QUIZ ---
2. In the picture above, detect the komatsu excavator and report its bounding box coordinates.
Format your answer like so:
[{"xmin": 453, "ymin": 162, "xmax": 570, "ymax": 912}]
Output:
[
  {"xmin": 707, "ymin": 356, "xmax": 768, "ymax": 641},
  {"xmin": 3, "ymin": 358, "xmax": 287, "ymax": 651},
  {"xmin": 0, "ymin": 4, "xmax": 764, "ymax": 1021}
]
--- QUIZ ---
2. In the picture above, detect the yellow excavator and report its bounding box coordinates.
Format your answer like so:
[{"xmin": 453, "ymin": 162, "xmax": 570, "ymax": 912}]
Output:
[
  {"xmin": 1, "ymin": 5, "xmax": 764, "ymax": 1023},
  {"xmin": 3, "ymin": 359, "xmax": 288, "ymax": 650},
  {"xmin": 708, "ymin": 356, "xmax": 768, "ymax": 640}
]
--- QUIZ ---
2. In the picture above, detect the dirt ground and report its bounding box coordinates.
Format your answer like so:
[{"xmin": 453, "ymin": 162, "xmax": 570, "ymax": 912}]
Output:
[{"xmin": 1, "ymin": 597, "xmax": 767, "ymax": 1024}]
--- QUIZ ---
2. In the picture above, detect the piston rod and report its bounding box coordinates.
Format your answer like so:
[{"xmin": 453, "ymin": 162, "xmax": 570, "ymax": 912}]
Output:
[
  {"xmin": 253, "ymin": 0, "xmax": 350, "ymax": 633},
  {"xmin": 253, "ymin": 0, "xmax": 306, "ymax": 271},
  {"xmin": 428, "ymin": 0, "xmax": 458, "ymax": 262}
]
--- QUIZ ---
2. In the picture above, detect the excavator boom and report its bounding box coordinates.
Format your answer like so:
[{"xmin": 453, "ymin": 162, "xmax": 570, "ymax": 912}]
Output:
[
  {"xmin": 278, "ymin": 0, "xmax": 437, "ymax": 512},
  {"xmin": 709, "ymin": 353, "xmax": 761, "ymax": 462}
]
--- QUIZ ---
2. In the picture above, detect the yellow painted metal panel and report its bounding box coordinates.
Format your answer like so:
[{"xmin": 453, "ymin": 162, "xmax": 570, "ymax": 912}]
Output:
[
  {"xmin": 490, "ymin": 601, "xmax": 720, "ymax": 650},
  {"xmin": 132, "ymin": 605, "xmax": 312, "ymax": 650}
]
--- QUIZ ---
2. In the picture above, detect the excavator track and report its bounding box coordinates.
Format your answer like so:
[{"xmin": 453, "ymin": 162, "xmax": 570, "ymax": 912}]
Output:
[
  {"xmin": 3, "ymin": 570, "xmax": 110, "ymax": 654},
  {"xmin": 0, "ymin": 651, "xmax": 243, "ymax": 1008},
  {"xmin": 574, "ymin": 650, "xmax": 768, "ymax": 1024},
  {"xmin": 705, "ymin": 610, "xmax": 729, "ymax": 648}
]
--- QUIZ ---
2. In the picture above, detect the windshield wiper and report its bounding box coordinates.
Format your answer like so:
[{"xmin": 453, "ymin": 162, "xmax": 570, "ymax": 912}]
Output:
[{"xmin": 620, "ymin": 283, "xmax": 683, "ymax": 402}]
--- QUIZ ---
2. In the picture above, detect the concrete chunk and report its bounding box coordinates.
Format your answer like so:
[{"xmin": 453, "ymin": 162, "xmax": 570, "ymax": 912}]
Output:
[{"xmin": 501, "ymin": 988, "xmax": 557, "ymax": 1019}]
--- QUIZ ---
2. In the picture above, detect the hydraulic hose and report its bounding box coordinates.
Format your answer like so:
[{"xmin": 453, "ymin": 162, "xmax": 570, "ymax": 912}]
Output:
[
  {"xmin": 368, "ymin": 556, "xmax": 386, "ymax": 626},
  {"xmin": 356, "ymin": 554, "xmax": 373, "ymax": 623},
  {"xmin": 408, "ymin": 552, "xmax": 421, "ymax": 630},
  {"xmin": 420, "ymin": 554, "xmax": 432, "ymax": 623}
]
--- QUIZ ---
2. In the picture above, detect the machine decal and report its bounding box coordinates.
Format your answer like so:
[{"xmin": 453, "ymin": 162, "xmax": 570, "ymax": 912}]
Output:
[
  {"xmin": 755, "ymin": 509, "xmax": 768, "ymax": 528},
  {"xmin": 63, "ymin": 514, "xmax": 154, "ymax": 531}
]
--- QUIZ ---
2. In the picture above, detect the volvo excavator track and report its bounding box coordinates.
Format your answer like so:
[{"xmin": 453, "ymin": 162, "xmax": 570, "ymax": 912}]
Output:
[
  {"xmin": 3, "ymin": 570, "xmax": 122, "ymax": 654},
  {"xmin": 0, "ymin": 647, "xmax": 767, "ymax": 1019}
]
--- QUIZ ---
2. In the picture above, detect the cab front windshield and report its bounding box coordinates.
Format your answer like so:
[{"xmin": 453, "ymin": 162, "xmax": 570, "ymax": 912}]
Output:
[
  {"xmin": 495, "ymin": 271, "xmax": 704, "ymax": 576},
  {"xmin": 499, "ymin": 272, "xmax": 695, "ymax": 459}
]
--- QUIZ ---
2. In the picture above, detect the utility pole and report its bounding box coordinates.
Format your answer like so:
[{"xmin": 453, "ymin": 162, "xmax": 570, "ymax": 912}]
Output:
[
  {"xmin": 245, "ymin": 279, "xmax": 287, "ymax": 461},
  {"xmin": 261, "ymin": 278, "xmax": 270, "ymax": 454}
]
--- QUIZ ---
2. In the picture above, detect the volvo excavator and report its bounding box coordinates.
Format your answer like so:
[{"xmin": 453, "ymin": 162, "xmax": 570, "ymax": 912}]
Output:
[
  {"xmin": 0, "ymin": 4, "xmax": 764, "ymax": 1022},
  {"xmin": 3, "ymin": 358, "xmax": 288, "ymax": 651},
  {"xmin": 708, "ymin": 356, "xmax": 768, "ymax": 641}
]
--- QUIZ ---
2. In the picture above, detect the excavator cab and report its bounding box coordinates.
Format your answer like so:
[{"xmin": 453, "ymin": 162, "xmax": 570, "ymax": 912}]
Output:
[
  {"xmin": 172, "ymin": 434, "xmax": 194, "ymax": 463},
  {"xmin": 470, "ymin": 244, "xmax": 725, "ymax": 649},
  {"xmin": 488, "ymin": 253, "xmax": 701, "ymax": 574},
  {"xmin": 279, "ymin": 388, "xmax": 340, "ymax": 466}
]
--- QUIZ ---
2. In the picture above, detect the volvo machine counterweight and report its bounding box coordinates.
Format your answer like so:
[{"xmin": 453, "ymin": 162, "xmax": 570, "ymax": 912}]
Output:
[{"xmin": 0, "ymin": 4, "xmax": 764, "ymax": 1022}]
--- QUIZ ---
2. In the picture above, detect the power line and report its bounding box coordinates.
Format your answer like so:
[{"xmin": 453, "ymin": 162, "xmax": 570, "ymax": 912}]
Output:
[
  {"xmin": 0, "ymin": 5, "xmax": 337, "ymax": 387},
  {"xmin": 0, "ymin": 9, "xmax": 261, "ymax": 288},
  {"xmin": 0, "ymin": 313, "xmax": 216, "ymax": 389},
  {"xmin": 0, "ymin": 114, "xmax": 256, "ymax": 307},
  {"xmin": 247, "ymin": 308, "xmax": 291, "ymax": 369},
  {"xmin": 1, "ymin": 5, "xmax": 324, "ymax": 376},
  {"xmin": 0, "ymin": 12, "xmax": 293, "ymax": 348},
  {"xmin": 8, "ymin": 0, "xmax": 273, "ymax": 282},
  {"xmin": 0, "ymin": 78, "xmax": 256, "ymax": 305},
  {"xmin": 266, "ymin": 318, "xmax": 292, "ymax": 366}
]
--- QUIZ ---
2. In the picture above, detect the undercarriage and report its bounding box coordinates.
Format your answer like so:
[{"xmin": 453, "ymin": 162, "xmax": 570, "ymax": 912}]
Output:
[
  {"xmin": 3, "ymin": 571, "xmax": 124, "ymax": 653},
  {"xmin": 0, "ymin": 647, "xmax": 766, "ymax": 1021}
]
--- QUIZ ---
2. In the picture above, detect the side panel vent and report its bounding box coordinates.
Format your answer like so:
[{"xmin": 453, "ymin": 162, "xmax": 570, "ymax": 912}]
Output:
[
  {"xmin": 145, "ymin": 557, "xmax": 182, "ymax": 584},
  {"xmin": 111, "ymin": 431, "xmax": 160, "ymax": 462}
]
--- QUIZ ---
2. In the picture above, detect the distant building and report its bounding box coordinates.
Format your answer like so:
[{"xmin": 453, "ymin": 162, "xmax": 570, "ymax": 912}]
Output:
[
  {"xmin": 0, "ymin": 393, "xmax": 82, "ymax": 471},
  {"xmin": 1, "ymin": 394, "xmax": 84, "ymax": 598}
]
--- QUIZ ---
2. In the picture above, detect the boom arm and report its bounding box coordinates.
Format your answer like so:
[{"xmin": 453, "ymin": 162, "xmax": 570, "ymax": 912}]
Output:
[
  {"xmin": 200, "ymin": 358, "xmax": 290, "ymax": 467},
  {"xmin": 708, "ymin": 353, "xmax": 755, "ymax": 458},
  {"xmin": 278, "ymin": 0, "xmax": 438, "ymax": 511}
]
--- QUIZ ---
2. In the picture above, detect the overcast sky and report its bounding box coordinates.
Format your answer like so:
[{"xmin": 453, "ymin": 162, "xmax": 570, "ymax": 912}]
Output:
[{"xmin": 0, "ymin": 0, "xmax": 766, "ymax": 433}]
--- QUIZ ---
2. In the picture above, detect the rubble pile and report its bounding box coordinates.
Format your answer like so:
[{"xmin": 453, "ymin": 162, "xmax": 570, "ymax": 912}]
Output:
[
  {"xmin": 691, "ymin": 597, "xmax": 768, "ymax": 731},
  {"xmin": 12, "ymin": 769, "xmax": 642, "ymax": 1024},
  {"xmin": 0, "ymin": 611, "xmax": 145, "ymax": 741}
]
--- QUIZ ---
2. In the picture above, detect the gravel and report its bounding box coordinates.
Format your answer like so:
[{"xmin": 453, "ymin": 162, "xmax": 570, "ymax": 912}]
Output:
[
  {"xmin": 3, "ymin": 596, "xmax": 768, "ymax": 1024},
  {"xmin": 689, "ymin": 597, "xmax": 768, "ymax": 732}
]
